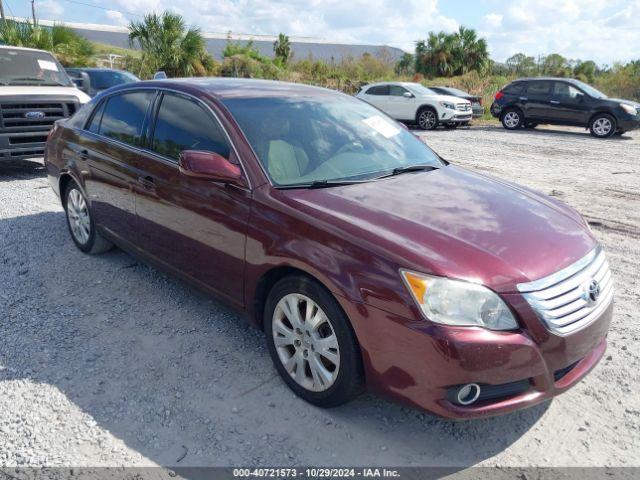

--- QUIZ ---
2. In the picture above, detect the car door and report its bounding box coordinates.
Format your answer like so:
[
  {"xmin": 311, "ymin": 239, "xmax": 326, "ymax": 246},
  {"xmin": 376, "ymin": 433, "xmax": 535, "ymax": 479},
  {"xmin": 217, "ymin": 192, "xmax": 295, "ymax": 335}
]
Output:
[
  {"xmin": 361, "ymin": 85, "xmax": 392, "ymax": 115},
  {"xmin": 78, "ymin": 90, "xmax": 155, "ymax": 243},
  {"xmin": 133, "ymin": 91, "xmax": 251, "ymax": 306},
  {"xmin": 550, "ymin": 81, "xmax": 590, "ymax": 125},
  {"xmin": 388, "ymin": 85, "xmax": 415, "ymax": 120},
  {"xmin": 522, "ymin": 80, "xmax": 553, "ymax": 120}
]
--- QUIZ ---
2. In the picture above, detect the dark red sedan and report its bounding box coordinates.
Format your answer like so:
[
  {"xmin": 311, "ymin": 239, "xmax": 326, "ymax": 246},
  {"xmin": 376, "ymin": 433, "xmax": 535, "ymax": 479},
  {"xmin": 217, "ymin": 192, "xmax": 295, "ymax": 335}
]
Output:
[{"xmin": 44, "ymin": 78, "xmax": 613, "ymax": 419}]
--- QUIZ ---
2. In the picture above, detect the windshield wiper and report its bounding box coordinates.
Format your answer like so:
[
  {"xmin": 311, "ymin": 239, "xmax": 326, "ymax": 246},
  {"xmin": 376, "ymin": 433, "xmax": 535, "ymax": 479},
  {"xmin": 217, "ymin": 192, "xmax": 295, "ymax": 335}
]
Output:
[
  {"xmin": 374, "ymin": 164, "xmax": 440, "ymax": 180},
  {"xmin": 8, "ymin": 78, "xmax": 65, "ymax": 86},
  {"xmin": 277, "ymin": 179, "xmax": 369, "ymax": 189}
]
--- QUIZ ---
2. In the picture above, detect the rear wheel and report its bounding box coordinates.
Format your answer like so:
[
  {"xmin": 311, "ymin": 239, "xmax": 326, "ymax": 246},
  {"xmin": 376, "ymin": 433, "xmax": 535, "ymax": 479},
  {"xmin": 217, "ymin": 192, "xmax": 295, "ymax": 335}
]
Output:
[
  {"xmin": 265, "ymin": 275, "xmax": 364, "ymax": 407},
  {"xmin": 64, "ymin": 181, "xmax": 113, "ymax": 254},
  {"xmin": 589, "ymin": 113, "xmax": 616, "ymax": 138},
  {"xmin": 417, "ymin": 108, "xmax": 438, "ymax": 130},
  {"xmin": 501, "ymin": 108, "xmax": 523, "ymax": 130}
]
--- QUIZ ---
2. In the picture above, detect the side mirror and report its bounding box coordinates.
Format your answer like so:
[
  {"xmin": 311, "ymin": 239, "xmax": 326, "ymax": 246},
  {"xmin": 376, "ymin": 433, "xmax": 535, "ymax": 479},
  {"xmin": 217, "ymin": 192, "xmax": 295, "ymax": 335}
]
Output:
[
  {"xmin": 179, "ymin": 150, "xmax": 245, "ymax": 187},
  {"xmin": 153, "ymin": 71, "xmax": 168, "ymax": 80},
  {"xmin": 575, "ymin": 92, "xmax": 585, "ymax": 102},
  {"xmin": 403, "ymin": 92, "xmax": 414, "ymax": 98},
  {"xmin": 76, "ymin": 72, "xmax": 91, "ymax": 94}
]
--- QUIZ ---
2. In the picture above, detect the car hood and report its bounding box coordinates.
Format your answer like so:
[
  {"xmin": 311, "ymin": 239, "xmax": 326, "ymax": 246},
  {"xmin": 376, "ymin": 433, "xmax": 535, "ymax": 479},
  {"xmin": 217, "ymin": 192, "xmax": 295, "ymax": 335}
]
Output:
[
  {"xmin": 0, "ymin": 85, "xmax": 90, "ymax": 103},
  {"xmin": 608, "ymin": 98, "xmax": 640, "ymax": 109},
  {"xmin": 281, "ymin": 165, "xmax": 596, "ymax": 292}
]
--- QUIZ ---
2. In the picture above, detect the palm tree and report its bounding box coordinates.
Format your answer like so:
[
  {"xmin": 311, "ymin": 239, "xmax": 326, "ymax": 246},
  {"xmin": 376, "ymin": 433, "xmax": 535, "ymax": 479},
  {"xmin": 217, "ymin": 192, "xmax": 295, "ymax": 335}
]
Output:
[
  {"xmin": 453, "ymin": 26, "xmax": 488, "ymax": 75},
  {"xmin": 128, "ymin": 12, "xmax": 207, "ymax": 77},
  {"xmin": 0, "ymin": 19, "xmax": 94, "ymax": 66},
  {"xmin": 273, "ymin": 33, "xmax": 291, "ymax": 66}
]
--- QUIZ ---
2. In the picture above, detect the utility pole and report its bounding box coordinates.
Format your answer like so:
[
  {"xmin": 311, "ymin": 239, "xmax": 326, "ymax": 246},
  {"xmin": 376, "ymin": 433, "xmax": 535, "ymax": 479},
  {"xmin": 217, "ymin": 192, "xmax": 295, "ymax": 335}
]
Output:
[
  {"xmin": 31, "ymin": 0, "xmax": 36, "ymax": 23},
  {"xmin": 0, "ymin": 0, "xmax": 6, "ymax": 26}
]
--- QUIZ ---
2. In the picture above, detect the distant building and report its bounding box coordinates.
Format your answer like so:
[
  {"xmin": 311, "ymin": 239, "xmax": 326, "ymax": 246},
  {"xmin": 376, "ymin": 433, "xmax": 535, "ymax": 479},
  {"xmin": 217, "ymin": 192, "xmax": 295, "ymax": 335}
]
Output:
[{"xmin": 29, "ymin": 18, "xmax": 406, "ymax": 63}]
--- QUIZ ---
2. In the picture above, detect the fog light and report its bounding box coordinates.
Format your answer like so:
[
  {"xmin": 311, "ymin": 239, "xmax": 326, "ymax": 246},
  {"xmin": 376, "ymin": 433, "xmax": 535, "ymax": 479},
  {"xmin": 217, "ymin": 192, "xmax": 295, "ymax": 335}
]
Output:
[{"xmin": 456, "ymin": 383, "xmax": 481, "ymax": 405}]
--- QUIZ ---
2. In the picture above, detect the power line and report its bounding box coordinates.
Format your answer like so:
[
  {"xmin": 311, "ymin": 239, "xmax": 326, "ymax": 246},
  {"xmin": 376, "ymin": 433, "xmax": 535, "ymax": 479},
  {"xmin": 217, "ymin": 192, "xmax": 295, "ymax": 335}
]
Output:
[{"xmin": 56, "ymin": 0, "xmax": 145, "ymax": 18}]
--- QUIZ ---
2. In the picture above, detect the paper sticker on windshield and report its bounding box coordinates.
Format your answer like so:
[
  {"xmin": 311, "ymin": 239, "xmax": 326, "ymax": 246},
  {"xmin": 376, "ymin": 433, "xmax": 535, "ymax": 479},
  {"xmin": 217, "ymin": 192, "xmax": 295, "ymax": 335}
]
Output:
[
  {"xmin": 362, "ymin": 115, "xmax": 401, "ymax": 138},
  {"xmin": 37, "ymin": 59, "xmax": 59, "ymax": 71}
]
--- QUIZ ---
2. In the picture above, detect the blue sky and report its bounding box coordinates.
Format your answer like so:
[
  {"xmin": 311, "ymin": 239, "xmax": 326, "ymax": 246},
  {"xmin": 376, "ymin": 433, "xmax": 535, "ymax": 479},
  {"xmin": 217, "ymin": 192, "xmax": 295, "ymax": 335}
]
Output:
[{"xmin": 5, "ymin": 0, "xmax": 640, "ymax": 64}]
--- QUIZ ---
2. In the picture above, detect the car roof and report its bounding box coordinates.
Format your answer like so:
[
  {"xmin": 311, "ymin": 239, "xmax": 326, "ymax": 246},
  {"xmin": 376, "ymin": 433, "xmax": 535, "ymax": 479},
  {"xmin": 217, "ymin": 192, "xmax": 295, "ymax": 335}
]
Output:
[
  {"xmin": 363, "ymin": 81, "xmax": 420, "ymax": 88},
  {"xmin": 0, "ymin": 45, "xmax": 53, "ymax": 53},
  {"xmin": 66, "ymin": 68, "xmax": 125, "ymax": 72},
  {"xmin": 512, "ymin": 77, "xmax": 582, "ymax": 83},
  {"xmin": 105, "ymin": 77, "xmax": 348, "ymax": 100}
]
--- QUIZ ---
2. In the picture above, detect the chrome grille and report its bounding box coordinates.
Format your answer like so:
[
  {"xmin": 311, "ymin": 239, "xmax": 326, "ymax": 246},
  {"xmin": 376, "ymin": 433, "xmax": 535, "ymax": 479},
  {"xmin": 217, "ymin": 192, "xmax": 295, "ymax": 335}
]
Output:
[
  {"xmin": 517, "ymin": 247, "xmax": 613, "ymax": 335},
  {"xmin": 0, "ymin": 101, "xmax": 75, "ymax": 131},
  {"xmin": 455, "ymin": 103, "xmax": 471, "ymax": 112}
]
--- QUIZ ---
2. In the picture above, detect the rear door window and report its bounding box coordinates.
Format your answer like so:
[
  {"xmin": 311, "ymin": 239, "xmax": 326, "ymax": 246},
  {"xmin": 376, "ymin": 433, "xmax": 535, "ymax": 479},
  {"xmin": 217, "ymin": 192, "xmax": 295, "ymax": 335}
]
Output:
[
  {"xmin": 366, "ymin": 85, "xmax": 390, "ymax": 96},
  {"xmin": 525, "ymin": 81, "xmax": 552, "ymax": 97},
  {"xmin": 151, "ymin": 93, "xmax": 231, "ymax": 161},
  {"xmin": 98, "ymin": 91, "xmax": 154, "ymax": 147}
]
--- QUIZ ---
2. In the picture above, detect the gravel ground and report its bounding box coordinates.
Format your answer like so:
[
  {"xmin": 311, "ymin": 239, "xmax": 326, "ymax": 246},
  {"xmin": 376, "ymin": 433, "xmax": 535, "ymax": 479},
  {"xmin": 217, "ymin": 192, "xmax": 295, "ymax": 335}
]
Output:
[{"xmin": 0, "ymin": 124, "xmax": 638, "ymax": 469}]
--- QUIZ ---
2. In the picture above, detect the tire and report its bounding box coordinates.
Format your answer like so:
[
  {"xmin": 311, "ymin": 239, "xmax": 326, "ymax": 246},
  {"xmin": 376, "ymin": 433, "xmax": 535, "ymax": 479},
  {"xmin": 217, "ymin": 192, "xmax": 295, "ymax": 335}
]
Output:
[
  {"xmin": 417, "ymin": 107, "xmax": 439, "ymax": 130},
  {"xmin": 63, "ymin": 181, "xmax": 113, "ymax": 254},
  {"xmin": 264, "ymin": 275, "xmax": 365, "ymax": 408},
  {"xmin": 460, "ymin": 121, "xmax": 470, "ymax": 127},
  {"xmin": 501, "ymin": 108, "xmax": 524, "ymax": 130},
  {"xmin": 589, "ymin": 113, "xmax": 616, "ymax": 138}
]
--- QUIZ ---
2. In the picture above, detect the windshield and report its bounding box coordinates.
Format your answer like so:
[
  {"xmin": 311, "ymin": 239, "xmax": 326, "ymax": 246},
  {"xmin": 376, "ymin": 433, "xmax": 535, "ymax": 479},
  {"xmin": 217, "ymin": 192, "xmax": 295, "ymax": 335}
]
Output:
[
  {"xmin": 407, "ymin": 84, "xmax": 437, "ymax": 96},
  {"xmin": 442, "ymin": 87, "xmax": 469, "ymax": 96},
  {"xmin": 88, "ymin": 70, "xmax": 139, "ymax": 90},
  {"xmin": 0, "ymin": 48, "xmax": 72, "ymax": 86},
  {"xmin": 223, "ymin": 95, "xmax": 443, "ymax": 187},
  {"xmin": 572, "ymin": 80, "xmax": 607, "ymax": 99}
]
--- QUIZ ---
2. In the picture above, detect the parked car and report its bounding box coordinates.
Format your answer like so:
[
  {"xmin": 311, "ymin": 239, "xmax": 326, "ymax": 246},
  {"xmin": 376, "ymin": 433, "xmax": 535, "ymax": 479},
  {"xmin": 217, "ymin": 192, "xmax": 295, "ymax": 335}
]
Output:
[
  {"xmin": 66, "ymin": 68, "xmax": 139, "ymax": 97},
  {"xmin": 45, "ymin": 78, "xmax": 613, "ymax": 419},
  {"xmin": 491, "ymin": 77, "xmax": 640, "ymax": 138},
  {"xmin": 0, "ymin": 45, "xmax": 90, "ymax": 162},
  {"xmin": 428, "ymin": 86, "xmax": 484, "ymax": 120},
  {"xmin": 356, "ymin": 82, "xmax": 472, "ymax": 130}
]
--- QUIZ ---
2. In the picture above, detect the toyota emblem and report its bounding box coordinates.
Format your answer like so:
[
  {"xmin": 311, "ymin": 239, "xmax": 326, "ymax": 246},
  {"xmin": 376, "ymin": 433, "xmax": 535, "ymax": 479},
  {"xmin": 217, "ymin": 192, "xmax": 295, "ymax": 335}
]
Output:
[{"xmin": 582, "ymin": 278, "xmax": 601, "ymax": 306}]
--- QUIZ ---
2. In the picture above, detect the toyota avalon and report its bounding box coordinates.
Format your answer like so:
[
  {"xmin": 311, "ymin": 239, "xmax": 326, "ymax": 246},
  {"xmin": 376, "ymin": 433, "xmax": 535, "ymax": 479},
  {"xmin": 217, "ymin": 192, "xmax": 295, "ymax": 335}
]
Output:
[{"xmin": 44, "ymin": 79, "xmax": 613, "ymax": 419}]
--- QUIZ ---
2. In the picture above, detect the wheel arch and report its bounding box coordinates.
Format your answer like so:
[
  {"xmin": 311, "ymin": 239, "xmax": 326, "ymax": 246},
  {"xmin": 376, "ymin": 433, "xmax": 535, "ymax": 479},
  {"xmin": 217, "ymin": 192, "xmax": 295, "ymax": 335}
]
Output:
[
  {"xmin": 415, "ymin": 103, "xmax": 438, "ymax": 122},
  {"xmin": 587, "ymin": 109, "xmax": 616, "ymax": 127}
]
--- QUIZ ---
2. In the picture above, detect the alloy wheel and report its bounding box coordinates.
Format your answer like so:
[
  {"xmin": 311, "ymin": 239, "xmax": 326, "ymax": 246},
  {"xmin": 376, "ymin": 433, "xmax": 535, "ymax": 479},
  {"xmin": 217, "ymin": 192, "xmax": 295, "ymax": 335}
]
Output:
[
  {"xmin": 503, "ymin": 111, "xmax": 520, "ymax": 128},
  {"xmin": 271, "ymin": 293, "xmax": 340, "ymax": 392},
  {"xmin": 419, "ymin": 110, "xmax": 437, "ymax": 129},
  {"xmin": 67, "ymin": 188, "xmax": 91, "ymax": 245},
  {"xmin": 593, "ymin": 117, "xmax": 612, "ymax": 136}
]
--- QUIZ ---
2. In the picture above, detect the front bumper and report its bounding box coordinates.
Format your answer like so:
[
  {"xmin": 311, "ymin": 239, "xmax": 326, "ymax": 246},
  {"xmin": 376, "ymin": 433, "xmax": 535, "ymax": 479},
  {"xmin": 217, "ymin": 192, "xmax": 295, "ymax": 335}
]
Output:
[
  {"xmin": 441, "ymin": 111, "xmax": 473, "ymax": 124},
  {"xmin": 617, "ymin": 114, "xmax": 640, "ymax": 132},
  {"xmin": 0, "ymin": 131, "xmax": 46, "ymax": 162},
  {"xmin": 339, "ymin": 293, "xmax": 611, "ymax": 419}
]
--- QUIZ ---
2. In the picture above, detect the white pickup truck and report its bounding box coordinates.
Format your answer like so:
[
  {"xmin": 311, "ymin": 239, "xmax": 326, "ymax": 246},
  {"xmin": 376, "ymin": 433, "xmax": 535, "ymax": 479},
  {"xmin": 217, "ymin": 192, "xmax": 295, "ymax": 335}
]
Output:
[{"xmin": 0, "ymin": 45, "xmax": 90, "ymax": 162}]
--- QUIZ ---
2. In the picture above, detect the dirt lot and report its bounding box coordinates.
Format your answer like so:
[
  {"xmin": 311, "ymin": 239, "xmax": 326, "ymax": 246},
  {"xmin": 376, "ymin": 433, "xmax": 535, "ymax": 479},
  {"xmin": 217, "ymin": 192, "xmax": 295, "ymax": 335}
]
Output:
[{"xmin": 1, "ymin": 125, "xmax": 638, "ymax": 469}]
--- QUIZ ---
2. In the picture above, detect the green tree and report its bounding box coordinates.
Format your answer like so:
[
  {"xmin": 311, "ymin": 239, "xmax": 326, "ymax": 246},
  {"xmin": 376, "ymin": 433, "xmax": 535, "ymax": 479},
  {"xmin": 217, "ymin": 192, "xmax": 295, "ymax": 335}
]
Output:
[
  {"xmin": 453, "ymin": 26, "xmax": 488, "ymax": 75},
  {"xmin": 415, "ymin": 27, "xmax": 488, "ymax": 77},
  {"xmin": 273, "ymin": 33, "xmax": 291, "ymax": 66},
  {"xmin": 0, "ymin": 19, "xmax": 94, "ymax": 66},
  {"xmin": 573, "ymin": 60, "xmax": 598, "ymax": 82},
  {"xmin": 506, "ymin": 52, "xmax": 537, "ymax": 76},
  {"xmin": 540, "ymin": 53, "xmax": 570, "ymax": 77},
  {"xmin": 128, "ymin": 11, "xmax": 207, "ymax": 77},
  {"xmin": 395, "ymin": 52, "xmax": 414, "ymax": 76}
]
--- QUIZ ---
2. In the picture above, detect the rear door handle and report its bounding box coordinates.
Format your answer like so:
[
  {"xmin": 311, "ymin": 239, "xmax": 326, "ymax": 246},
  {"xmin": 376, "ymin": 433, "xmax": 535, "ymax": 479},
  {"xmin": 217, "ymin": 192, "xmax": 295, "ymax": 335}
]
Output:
[
  {"xmin": 137, "ymin": 175, "xmax": 155, "ymax": 189},
  {"xmin": 550, "ymin": 100, "xmax": 560, "ymax": 104},
  {"xmin": 519, "ymin": 97, "xmax": 528, "ymax": 101}
]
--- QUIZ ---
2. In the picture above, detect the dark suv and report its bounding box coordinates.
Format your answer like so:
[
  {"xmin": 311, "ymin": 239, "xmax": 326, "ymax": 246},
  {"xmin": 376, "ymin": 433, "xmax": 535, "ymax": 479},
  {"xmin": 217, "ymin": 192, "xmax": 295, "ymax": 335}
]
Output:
[{"xmin": 491, "ymin": 77, "xmax": 640, "ymax": 138}]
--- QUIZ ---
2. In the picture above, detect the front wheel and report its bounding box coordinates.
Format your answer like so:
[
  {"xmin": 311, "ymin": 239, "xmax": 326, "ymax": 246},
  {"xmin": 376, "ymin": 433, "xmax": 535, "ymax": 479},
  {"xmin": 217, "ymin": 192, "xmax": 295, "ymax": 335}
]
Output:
[
  {"xmin": 265, "ymin": 275, "xmax": 364, "ymax": 407},
  {"xmin": 589, "ymin": 114, "xmax": 616, "ymax": 138},
  {"xmin": 417, "ymin": 108, "xmax": 439, "ymax": 130},
  {"xmin": 501, "ymin": 109, "xmax": 523, "ymax": 130},
  {"xmin": 64, "ymin": 181, "xmax": 113, "ymax": 254}
]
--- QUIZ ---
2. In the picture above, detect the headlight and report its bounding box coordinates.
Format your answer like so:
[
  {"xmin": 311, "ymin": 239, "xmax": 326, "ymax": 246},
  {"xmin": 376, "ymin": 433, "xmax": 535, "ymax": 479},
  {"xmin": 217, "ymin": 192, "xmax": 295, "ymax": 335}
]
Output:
[
  {"xmin": 400, "ymin": 270, "xmax": 518, "ymax": 330},
  {"xmin": 620, "ymin": 103, "xmax": 638, "ymax": 115},
  {"xmin": 440, "ymin": 101, "xmax": 455, "ymax": 110}
]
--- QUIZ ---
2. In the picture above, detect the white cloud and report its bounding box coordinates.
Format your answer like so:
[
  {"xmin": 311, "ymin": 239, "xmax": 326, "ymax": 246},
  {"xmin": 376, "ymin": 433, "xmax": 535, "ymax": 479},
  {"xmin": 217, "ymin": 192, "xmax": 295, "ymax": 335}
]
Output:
[
  {"xmin": 104, "ymin": 10, "xmax": 128, "ymax": 26},
  {"xmin": 39, "ymin": 0, "xmax": 64, "ymax": 17},
  {"xmin": 482, "ymin": 0, "xmax": 640, "ymax": 64}
]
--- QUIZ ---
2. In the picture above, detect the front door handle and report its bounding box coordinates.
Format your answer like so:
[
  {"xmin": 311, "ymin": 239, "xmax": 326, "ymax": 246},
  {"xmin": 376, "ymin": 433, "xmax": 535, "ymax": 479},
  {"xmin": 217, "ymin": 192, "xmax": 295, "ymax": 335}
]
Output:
[
  {"xmin": 519, "ymin": 96, "xmax": 528, "ymax": 101},
  {"xmin": 137, "ymin": 175, "xmax": 155, "ymax": 189},
  {"xmin": 550, "ymin": 100, "xmax": 561, "ymax": 104}
]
